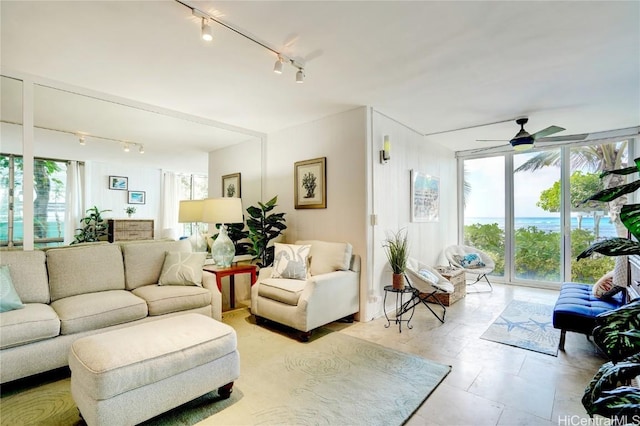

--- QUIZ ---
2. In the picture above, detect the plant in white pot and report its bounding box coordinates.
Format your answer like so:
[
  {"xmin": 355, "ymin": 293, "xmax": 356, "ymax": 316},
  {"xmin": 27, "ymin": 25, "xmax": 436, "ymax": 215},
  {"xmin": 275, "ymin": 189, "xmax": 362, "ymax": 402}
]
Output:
[{"xmin": 383, "ymin": 229, "xmax": 409, "ymax": 289}]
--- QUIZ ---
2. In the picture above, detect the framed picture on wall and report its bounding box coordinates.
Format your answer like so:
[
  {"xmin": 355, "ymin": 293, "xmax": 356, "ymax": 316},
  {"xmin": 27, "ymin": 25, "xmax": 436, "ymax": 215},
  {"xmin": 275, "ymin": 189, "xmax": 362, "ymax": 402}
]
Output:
[
  {"xmin": 128, "ymin": 191, "xmax": 146, "ymax": 204},
  {"xmin": 294, "ymin": 157, "xmax": 326, "ymax": 209},
  {"xmin": 411, "ymin": 170, "xmax": 439, "ymax": 222},
  {"xmin": 108, "ymin": 176, "xmax": 128, "ymax": 190},
  {"xmin": 222, "ymin": 173, "xmax": 241, "ymax": 198}
]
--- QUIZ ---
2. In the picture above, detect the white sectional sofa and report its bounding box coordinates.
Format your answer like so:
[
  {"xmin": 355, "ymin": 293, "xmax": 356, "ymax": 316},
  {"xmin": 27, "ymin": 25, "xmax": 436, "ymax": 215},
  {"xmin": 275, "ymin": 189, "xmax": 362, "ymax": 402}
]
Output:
[
  {"xmin": 251, "ymin": 240, "xmax": 360, "ymax": 340},
  {"xmin": 0, "ymin": 239, "xmax": 222, "ymax": 384}
]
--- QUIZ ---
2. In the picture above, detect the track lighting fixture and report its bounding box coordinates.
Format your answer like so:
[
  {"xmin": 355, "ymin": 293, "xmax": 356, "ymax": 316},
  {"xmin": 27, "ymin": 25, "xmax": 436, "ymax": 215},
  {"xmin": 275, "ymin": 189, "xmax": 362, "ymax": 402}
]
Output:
[
  {"xmin": 180, "ymin": 1, "xmax": 307, "ymax": 83},
  {"xmin": 138, "ymin": 145, "xmax": 145, "ymax": 154},
  {"xmin": 273, "ymin": 56, "xmax": 283, "ymax": 74},
  {"xmin": 201, "ymin": 18, "xmax": 213, "ymax": 41},
  {"xmin": 78, "ymin": 135, "xmax": 86, "ymax": 146},
  {"xmin": 123, "ymin": 143, "xmax": 130, "ymax": 153}
]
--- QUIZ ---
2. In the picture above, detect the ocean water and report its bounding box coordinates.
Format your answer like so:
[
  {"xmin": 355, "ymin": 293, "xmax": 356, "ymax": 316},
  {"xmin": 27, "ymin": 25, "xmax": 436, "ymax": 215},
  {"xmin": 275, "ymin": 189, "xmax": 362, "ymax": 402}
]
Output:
[{"xmin": 466, "ymin": 216, "xmax": 618, "ymax": 238}]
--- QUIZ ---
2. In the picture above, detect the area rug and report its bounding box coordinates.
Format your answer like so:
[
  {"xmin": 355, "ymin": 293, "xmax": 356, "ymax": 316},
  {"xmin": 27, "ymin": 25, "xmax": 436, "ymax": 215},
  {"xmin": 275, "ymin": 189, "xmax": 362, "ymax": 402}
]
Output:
[
  {"xmin": 1, "ymin": 309, "xmax": 450, "ymax": 426},
  {"xmin": 480, "ymin": 299, "xmax": 561, "ymax": 356}
]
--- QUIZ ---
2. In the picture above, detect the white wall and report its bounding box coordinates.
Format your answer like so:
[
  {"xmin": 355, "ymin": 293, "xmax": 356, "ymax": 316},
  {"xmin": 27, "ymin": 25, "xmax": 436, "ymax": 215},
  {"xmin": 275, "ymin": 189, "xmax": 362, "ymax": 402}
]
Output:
[
  {"xmin": 264, "ymin": 107, "xmax": 370, "ymax": 318},
  {"xmin": 86, "ymin": 161, "xmax": 162, "ymax": 234},
  {"xmin": 369, "ymin": 110, "xmax": 458, "ymax": 319}
]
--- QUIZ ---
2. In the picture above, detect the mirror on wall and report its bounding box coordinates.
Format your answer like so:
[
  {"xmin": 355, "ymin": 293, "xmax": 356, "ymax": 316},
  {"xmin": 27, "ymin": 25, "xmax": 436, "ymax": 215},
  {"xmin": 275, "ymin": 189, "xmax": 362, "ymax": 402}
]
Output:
[{"xmin": 1, "ymin": 77, "xmax": 263, "ymax": 247}]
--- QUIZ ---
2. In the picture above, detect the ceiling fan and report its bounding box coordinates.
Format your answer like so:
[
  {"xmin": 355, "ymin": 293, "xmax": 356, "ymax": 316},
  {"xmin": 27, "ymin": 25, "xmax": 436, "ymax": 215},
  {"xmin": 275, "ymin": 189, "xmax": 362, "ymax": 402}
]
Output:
[{"xmin": 477, "ymin": 118, "xmax": 588, "ymax": 151}]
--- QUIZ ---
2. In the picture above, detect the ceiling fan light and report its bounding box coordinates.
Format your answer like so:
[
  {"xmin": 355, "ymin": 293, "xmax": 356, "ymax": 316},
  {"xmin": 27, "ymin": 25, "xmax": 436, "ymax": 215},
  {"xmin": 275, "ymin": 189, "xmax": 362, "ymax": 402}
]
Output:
[{"xmin": 511, "ymin": 137, "xmax": 534, "ymax": 151}]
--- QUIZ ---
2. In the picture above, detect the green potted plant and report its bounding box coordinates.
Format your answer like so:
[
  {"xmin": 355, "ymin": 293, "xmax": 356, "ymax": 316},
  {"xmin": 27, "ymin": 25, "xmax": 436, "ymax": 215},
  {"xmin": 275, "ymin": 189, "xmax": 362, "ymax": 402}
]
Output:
[
  {"xmin": 383, "ymin": 229, "xmax": 409, "ymax": 289},
  {"xmin": 246, "ymin": 196, "xmax": 287, "ymax": 268},
  {"xmin": 72, "ymin": 206, "xmax": 111, "ymax": 244},
  {"xmin": 125, "ymin": 206, "xmax": 136, "ymax": 217},
  {"xmin": 576, "ymin": 157, "xmax": 640, "ymax": 419}
]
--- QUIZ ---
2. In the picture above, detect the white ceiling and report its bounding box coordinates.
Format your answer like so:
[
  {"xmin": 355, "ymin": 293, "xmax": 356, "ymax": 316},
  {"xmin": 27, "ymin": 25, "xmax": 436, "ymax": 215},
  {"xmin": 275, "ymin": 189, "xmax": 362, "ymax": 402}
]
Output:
[{"xmin": 1, "ymin": 0, "xmax": 639, "ymax": 168}]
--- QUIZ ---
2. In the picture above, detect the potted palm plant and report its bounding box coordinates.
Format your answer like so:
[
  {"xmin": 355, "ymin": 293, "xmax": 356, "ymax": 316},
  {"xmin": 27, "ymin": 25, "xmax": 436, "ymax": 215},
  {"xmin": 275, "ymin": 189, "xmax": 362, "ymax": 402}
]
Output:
[{"xmin": 383, "ymin": 229, "xmax": 409, "ymax": 289}]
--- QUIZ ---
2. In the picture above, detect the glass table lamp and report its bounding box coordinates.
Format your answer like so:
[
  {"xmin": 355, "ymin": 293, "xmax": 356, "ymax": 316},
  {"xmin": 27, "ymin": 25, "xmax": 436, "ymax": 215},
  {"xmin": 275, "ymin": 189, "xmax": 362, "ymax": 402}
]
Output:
[{"xmin": 202, "ymin": 198, "xmax": 243, "ymax": 267}]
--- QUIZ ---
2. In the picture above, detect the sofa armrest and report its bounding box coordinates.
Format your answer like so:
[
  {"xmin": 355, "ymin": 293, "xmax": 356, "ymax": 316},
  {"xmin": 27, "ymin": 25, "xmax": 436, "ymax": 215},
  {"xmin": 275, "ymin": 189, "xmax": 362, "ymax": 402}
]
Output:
[
  {"xmin": 201, "ymin": 270, "xmax": 222, "ymax": 321},
  {"xmin": 298, "ymin": 270, "xmax": 359, "ymax": 330}
]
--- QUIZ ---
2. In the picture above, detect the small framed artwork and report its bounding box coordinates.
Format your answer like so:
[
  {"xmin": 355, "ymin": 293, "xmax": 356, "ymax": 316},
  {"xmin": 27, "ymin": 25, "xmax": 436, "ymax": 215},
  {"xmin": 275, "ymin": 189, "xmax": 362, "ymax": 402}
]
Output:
[
  {"xmin": 222, "ymin": 173, "xmax": 241, "ymax": 198},
  {"xmin": 128, "ymin": 190, "xmax": 146, "ymax": 205},
  {"xmin": 411, "ymin": 170, "xmax": 439, "ymax": 222},
  {"xmin": 294, "ymin": 157, "xmax": 326, "ymax": 209},
  {"xmin": 108, "ymin": 176, "xmax": 128, "ymax": 190}
]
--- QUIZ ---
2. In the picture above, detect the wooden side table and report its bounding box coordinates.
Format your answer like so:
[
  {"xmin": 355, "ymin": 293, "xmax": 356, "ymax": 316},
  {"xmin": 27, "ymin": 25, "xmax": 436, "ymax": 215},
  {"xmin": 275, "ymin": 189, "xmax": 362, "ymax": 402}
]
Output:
[
  {"xmin": 433, "ymin": 266, "xmax": 466, "ymax": 306},
  {"xmin": 203, "ymin": 264, "xmax": 257, "ymax": 309}
]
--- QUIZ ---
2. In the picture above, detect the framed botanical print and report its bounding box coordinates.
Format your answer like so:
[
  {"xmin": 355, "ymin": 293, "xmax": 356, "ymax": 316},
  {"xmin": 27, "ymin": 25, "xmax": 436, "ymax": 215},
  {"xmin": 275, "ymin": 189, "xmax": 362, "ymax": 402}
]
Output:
[
  {"xmin": 294, "ymin": 157, "xmax": 326, "ymax": 209},
  {"xmin": 411, "ymin": 170, "xmax": 439, "ymax": 222},
  {"xmin": 128, "ymin": 190, "xmax": 146, "ymax": 205},
  {"xmin": 108, "ymin": 176, "xmax": 128, "ymax": 190},
  {"xmin": 222, "ymin": 173, "xmax": 241, "ymax": 198}
]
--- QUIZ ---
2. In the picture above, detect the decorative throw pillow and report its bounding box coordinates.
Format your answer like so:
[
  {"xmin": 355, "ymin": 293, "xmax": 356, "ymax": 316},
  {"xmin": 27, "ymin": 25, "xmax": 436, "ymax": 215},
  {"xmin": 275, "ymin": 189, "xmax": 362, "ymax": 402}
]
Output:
[
  {"xmin": 158, "ymin": 251, "xmax": 207, "ymax": 286},
  {"xmin": 592, "ymin": 271, "xmax": 614, "ymax": 298},
  {"xmin": 418, "ymin": 268, "xmax": 439, "ymax": 285},
  {"xmin": 0, "ymin": 265, "xmax": 24, "ymax": 312},
  {"xmin": 271, "ymin": 243, "xmax": 311, "ymax": 280},
  {"xmin": 460, "ymin": 253, "xmax": 485, "ymax": 269}
]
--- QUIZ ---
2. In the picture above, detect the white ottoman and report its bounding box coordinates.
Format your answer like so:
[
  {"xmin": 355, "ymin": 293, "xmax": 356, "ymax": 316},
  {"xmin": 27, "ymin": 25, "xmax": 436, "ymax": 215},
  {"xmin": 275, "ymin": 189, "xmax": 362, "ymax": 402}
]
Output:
[{"xmin": 69, "ymin": 313, "xmax": 239, "ymax": 426}]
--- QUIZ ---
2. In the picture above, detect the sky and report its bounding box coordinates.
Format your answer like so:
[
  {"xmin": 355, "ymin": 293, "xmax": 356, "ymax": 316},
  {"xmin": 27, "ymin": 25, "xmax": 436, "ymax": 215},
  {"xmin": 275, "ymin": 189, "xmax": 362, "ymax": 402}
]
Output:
[{"xmin": 464, "ymin": 154, "xmax": 563, "ymax": 218}]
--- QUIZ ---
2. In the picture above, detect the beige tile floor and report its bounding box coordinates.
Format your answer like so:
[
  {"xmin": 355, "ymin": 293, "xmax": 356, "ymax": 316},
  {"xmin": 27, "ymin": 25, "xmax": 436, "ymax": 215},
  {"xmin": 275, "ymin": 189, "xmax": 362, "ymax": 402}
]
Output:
[{"xmin": 322, "ymin": 283, "xmax": 606, "ymax": 426}]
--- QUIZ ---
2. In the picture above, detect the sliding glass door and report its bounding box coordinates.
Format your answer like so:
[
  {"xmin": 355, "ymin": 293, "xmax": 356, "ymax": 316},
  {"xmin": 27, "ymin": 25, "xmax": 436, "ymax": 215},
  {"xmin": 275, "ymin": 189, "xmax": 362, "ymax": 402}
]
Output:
[{"xmin": 461, "ymin": 139, "xmax": 630, "ymax": 286}]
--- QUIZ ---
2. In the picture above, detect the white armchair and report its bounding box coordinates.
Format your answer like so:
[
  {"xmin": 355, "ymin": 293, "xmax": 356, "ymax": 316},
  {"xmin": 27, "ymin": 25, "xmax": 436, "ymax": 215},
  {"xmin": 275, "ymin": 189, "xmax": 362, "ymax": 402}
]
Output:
[{"xmin": 251, "ymin": 240, "xmax": 360, "ymax": 341}]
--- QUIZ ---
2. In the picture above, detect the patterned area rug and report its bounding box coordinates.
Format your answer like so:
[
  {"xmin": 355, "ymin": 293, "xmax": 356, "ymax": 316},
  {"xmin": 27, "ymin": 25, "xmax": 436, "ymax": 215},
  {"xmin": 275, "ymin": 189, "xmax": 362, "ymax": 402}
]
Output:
[
  {"xmin": 480, "ymin": 300, "xmax": 561, "ymax": 356},
  {"xmin": 1, "ymin": 309, "xmax": 450, "ymax": 426}
]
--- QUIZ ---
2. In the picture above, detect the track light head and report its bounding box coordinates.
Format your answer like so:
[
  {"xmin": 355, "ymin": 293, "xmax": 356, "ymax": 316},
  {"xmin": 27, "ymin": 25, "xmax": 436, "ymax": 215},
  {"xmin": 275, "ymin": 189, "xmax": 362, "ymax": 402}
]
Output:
[
  {"xmin": 201, "ymin": 18, "xmax": 213, "ymax": 41},
  {"xmin": 273, "ymin": 56, "xmax": 283, "ymax": 74},
  {"xmin": 138, "ymin": 145, "xmax": 145, "ymax": 154},
  {"xmin": 123, "ymin": 143, "xmax": 130, "ymax": 153},
  {"xmin": 296, "ymin": 68, "xmax": 305, "ymax": 83},
  {"xmin": 78, "ymin": 136, "xmax": 86, "ymax": 146}
]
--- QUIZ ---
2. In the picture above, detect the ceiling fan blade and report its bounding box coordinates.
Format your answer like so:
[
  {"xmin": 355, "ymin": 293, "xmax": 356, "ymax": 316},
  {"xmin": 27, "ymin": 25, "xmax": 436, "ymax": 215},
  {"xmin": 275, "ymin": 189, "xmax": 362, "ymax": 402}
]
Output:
[
  {"xmin": 536, "ymin": 133, "xmax": 589, "ymax": 143},
  {"xmin": 532, "ymin": 125, "xmax": 565, "ymax": 139}
]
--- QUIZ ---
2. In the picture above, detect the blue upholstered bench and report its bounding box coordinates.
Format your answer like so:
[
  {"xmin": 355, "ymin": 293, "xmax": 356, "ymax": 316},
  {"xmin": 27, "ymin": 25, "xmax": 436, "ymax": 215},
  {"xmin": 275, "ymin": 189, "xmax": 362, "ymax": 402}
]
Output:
[{"xmin": 552, "ymin": 283, "xmax": 626, "ymax": 350}]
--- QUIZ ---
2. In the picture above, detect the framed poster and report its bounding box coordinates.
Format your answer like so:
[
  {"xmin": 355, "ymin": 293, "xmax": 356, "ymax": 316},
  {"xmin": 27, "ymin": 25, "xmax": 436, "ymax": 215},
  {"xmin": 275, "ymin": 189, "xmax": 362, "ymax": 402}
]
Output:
[
  {"xmin": 222, "ymin": 173, "xmax": 241, "ymax": 198},
  {"xmin": 108, "ymin": 176, "xmax": 128, "ymax": 190},
  {"xmin": 294, "ymin": 157, "xmax": 326, "ymax": 209},
  {"xmin": 411, "ymin": 170, "xmax": 439, "ymax": 222},
  {"xmin": 128, "ymin": 190, "xmax": 146, "ymax": 204}
]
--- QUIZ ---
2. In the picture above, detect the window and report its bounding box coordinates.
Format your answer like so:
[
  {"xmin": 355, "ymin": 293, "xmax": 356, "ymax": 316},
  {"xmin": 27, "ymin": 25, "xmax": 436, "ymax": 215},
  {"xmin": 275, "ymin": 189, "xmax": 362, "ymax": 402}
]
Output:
[
  {"xmin": 1, "ymin": 155, "xmax": 69, "ymax": 248},
  {"xmin": 460, "ymin": 138, "xmax": 631, "ymax": 286},
  {"xmin": 177, "ymin": 173, "xmax": 208, "ymax": 237}
]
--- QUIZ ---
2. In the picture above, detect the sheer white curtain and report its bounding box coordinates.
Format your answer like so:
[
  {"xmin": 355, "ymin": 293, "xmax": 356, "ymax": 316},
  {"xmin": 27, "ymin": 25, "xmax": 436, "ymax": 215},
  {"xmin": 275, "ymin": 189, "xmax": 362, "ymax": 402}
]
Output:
[
  {"xmin": 64, "ymin": 161, "xmax": 84, "ymax": 244},
  {"xmin": 160, "ymin": 171, "xmax": 180, "ymax": 240}
]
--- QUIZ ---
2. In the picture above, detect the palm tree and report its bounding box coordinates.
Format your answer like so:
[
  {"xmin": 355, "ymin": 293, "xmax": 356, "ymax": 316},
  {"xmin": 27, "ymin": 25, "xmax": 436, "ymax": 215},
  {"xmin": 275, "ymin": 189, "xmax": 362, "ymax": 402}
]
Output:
[{"xmin": 515, "ymin": 141, "xmax": 629, "ymax": 236}]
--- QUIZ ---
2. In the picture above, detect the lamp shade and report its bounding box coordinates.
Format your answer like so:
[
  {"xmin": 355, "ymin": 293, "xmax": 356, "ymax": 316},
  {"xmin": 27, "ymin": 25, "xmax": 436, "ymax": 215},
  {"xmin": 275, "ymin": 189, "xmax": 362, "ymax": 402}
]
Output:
[
  {"xmin": 202, "ymin": 198, "xmax": 243, "ymax": 224},
  {"xmin": 178, "ymin": 200, "xmax": 204, "ymax": 223}
]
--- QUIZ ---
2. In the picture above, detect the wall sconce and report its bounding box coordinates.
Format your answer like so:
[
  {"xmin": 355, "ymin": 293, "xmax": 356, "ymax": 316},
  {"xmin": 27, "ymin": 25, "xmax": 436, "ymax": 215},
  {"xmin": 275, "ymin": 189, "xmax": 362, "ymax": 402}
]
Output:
[{"xmin": 380, "ymin": 135, "xmax": 391, "ymax": 164}]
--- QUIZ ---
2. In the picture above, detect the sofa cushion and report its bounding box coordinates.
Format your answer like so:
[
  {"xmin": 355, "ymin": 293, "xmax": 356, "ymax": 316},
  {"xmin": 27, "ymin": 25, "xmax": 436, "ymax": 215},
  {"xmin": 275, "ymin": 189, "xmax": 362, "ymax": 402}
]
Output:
[
  {"xmin": 132, "ymin": 285, "xmax": 212, "ymax": 316},
  {"xmin": 0, "ymin": 303, "xmax": 60, "ymax": 349},
  {"xmin": 121, "ymin": 240, "xmax": 192, "ymax": 290},
  {"xmin": 271, "ymin": 243, "xmax": 310, "ymax": 280},
  {"xmin": 295, "ymin": 240, "xmax": 353, "ymax": 276},
  {"xmin": 47, "ymin": 244, "xmax": 125, "ymax": 302},
  {"xmin": 50, "ymin": 290, "xmax": 148, "ymax": 335},
  {"xmin": 258, "ymin": 277, "xmax": 307, "ymax": 306},
  {"xmin": 158, "ymin": 251, "xmax": 206, "ymax": 286},
  {"xmin": 0, "ymin": 265, "xmax": 24, "ymax": 312},
  {"xmin": 0, "ymin": 250, "xmax": 49, "ymax": 303}
]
